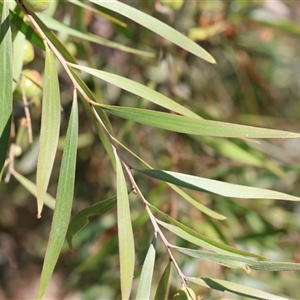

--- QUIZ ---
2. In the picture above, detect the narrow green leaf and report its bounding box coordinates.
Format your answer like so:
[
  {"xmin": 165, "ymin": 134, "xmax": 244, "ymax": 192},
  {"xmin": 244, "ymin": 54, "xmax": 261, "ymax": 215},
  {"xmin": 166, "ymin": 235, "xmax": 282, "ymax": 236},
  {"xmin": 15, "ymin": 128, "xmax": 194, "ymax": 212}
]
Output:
[
  {"xmin": 115, "ymin": 152, "xmax": 135, "ymax": 299},
  {"xmin": 154, "ymin": 262, "xmax": 171, "ymax": 300},
  {"xmin": 151, "ymin": 206, "xmax": 267, "ymax": 260},
  {"xmin": 36, "ymin": 44, "xmax": 61, "ymax": 217},
  {"xmin": 11, "ymin": 169, "xmax": 55, "ymax": 210},
  {"xmin": 173, "ymin": 247, "xmax": 258, "ymax": 270},
  {"xmin": 250, "ymin": 261, "xmax": 300, "ymax": 272},
  {"xmin": 97, "ymin": 105, "xmax": 300, "ymax": 139},
  {"xmin": 37, "ymin": 91, "xmax": 78, "ymax": 299},
  {"xmin": 0, "ymin": 0, "xmax": 12, "ymax": 175},
  {"xmin": 69, "ymin": 63, "xmax": 199, "ymax": 118},
  {"xmin": 170, "ymin": 184, "xmax": 226, "ymax": 220},
  {"xmin": 136, "ymin": 236, "xmax": 157, "ymax": 300},
  {"xmin": 137, "ymin": 169, "xmax": 300, "ymax": 201},
  {"xmin": 188, "ymin": 277, "xmax": 288, "ymax": 300},
  {"xmin": 69, "ymin": 67, "xmax": 116, "ymax": 169},
  {"xmin": 66, "ymin": 196, "xmax": 117, "ymax": 249},
  {"xmin": 91, "ymin": 0, "xmax": 215, "ymax": 63},
  {"xmin": 12, "ymin": 30, "xmax": 25, "ymax": 91},
  {"xmin": 39, "ymin": 14, "xmax": 154, "ymax": 57}
]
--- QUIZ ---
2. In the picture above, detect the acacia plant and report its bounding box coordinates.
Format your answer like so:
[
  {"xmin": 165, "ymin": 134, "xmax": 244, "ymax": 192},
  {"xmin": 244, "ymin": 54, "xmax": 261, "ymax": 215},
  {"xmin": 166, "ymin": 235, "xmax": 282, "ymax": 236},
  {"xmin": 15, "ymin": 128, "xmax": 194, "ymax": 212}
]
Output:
[{"xmin": 1, "ymin": 0, "xmax": 300, "ymax": 299}]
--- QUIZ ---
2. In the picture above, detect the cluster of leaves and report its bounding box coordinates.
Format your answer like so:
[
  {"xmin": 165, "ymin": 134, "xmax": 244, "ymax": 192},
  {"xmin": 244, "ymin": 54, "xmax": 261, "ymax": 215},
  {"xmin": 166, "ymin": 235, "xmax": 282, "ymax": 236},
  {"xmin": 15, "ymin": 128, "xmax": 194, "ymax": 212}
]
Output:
[{"xmin": 1, "ymin": 0, "xmax": 300, "ymax": 299}]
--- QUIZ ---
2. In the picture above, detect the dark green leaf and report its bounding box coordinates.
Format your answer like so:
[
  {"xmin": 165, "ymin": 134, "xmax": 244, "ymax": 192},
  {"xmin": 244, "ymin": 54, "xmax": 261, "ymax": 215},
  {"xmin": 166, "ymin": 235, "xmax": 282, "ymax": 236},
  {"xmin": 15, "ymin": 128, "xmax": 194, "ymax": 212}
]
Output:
[
  {"xmin": 154, "ymin": 262, "xmax": 171, "ymax": 300},
  {"xmin": 0, "ymin": 0, "xmax": 12, "ymax": 175},
  {"xmin": 66, "ymin": 195, "xmax": 117, "ymax": 249}
]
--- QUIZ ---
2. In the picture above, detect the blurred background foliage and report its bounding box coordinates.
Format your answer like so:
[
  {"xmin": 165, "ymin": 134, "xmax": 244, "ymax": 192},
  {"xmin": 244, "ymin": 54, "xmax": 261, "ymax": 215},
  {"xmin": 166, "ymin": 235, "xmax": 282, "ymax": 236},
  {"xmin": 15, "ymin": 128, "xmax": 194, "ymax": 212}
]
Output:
[{"xmin": 1, "ymin": 0, "xmax": 300, "ymax": 299}]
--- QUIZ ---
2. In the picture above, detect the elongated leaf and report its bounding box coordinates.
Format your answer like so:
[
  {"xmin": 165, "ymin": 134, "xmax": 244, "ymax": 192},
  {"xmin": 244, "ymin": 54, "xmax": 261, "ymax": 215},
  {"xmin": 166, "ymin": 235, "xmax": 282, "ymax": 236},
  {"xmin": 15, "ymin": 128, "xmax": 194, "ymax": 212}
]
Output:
[
  {"xmin": 97, "ymin": 105, "xmax": 300, "ymax": 139},
  {"xmin": 249, "ymin": 261, "xmax": 300, "ymax": 272},
  {"xmin": 136, "ymin": 236, "xmax": 157, "ymax": 300},
  {"xmin": 69, "ymin": 63, "xmax": 199, "ymax": 118},
  {"xmin": 151, "ymin": 206, "xmax": 267, "ymax": 259},
  {"xmin": 36, "ymin": 44, "xmax": 61, "ymax": 217},
  {"xmin": 154, "ymin": 262, "xmax": 171, "ymax": 300},
  {"xmin": 39, "ymin": 13, "xmax": 154, "ymax": 57},
  {"xmin": 0, "ymin": 0, "xmax": 12, "ymax": 175},
  {"xmin": 66, "ymin": 196, "xmax": 117, "ymax": 249},
  {"xmin": 138, "ymin": 170, "xmax": 300, "ymax": 201},
  {"xmin": 91, "ymin": 0, "xmax": 215, "ymax": 63},
  {"xmin": 37, "ymin": 91, "xmax": 78, "ymax": 299},
  {"xmin": 69, "ymin": 67, "xmax": 116, "ymax": 169},
  {"xmin": 11, "ymin": 169, "xmax": 55, "ymax": 210},
  {"xmin": 173, "ymin": 247, "xmax": 258, "ymax": 271},
  {"xmin": 115, "ymin": 152, "xmax": 135, "ymax": 299},
  {"xmin": 12, "ymin": 30, "xmax": 25, "ymax": 91},
  {"xmin": 170, "ymin": 184, "xmax": 226, "ymax": 220},
  {"xmin": 188, "ymin": 277, "xmax": 288, "ymax": 300}
]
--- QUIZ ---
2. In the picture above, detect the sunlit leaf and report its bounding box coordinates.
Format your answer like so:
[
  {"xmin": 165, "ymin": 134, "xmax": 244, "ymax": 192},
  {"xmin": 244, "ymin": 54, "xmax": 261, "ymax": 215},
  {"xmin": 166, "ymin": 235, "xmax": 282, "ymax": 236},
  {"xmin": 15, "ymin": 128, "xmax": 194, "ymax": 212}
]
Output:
[
  {"xmin": 250, "ymin": 261, "xmax": 300, "ymax": 272},
  {"xmin": 0, "ymin": 0, "xmax": 12, "ymax": 175},
  {"xmin": 97, "ymin": 105, "xmax": 300, "ymax": 139},
  {"xmin": 66, "ymin": 196, "xmax": 117, "ymax": 249},
  {"xmin": 36, "ymin": 44, "xmax": 61, "ymax": 217},
  {"xmin": 69, "ymin": 63, "xmax": 199, "ymax": 118},
  {"xmin": 188, "ymin": 277, "xmax": 288, "ymax": 300},
  {"xmin": 90, "ymin": 0, "xmax": 215, "ymax": 63},
  {"xmin": 136, "ymin": 236, "xmax": 157, "ymax": 300},
  {"xmin": 170, "ymin": 184, "xmax": 226, "ymax": 220},
  {"xmin": 115, "ymin": 152, "xmax": 135, "ymax": 299},
  {"xmin": 138, "ymin": 169, "xmax": 300, "ymax": 201},
  {"xmin": 37, "ymin": 90, "xmax": 78, "ymax": 299},
  {"xmin": 154, "ymin": 262, "xmax": 171, "ymax": 300}
]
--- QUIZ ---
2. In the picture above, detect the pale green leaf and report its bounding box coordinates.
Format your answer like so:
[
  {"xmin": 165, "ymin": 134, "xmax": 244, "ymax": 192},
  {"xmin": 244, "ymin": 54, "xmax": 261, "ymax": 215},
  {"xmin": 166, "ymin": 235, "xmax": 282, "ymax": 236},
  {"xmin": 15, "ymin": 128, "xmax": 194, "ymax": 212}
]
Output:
[
  {"xmin": 173, "ymin": 247, "xmax": 258, "ymax": 270},
  {"xmin": 169, "ymin": 184, "xmax": 226, "ymax": 220},
  {"xmin": 69, "ymin": 64, "xmax": 199, "ymax": 118},
  {"xmin": 115, "ymin": 152, "xmax": 135, "ymax": 299},
  {"xmin": 154, "ymin": 262, "xmax": 171, "ymax": 300},
  {"xmin": 0, "ymin": 0, "xmax": 12, "ymax": 175},
  {"xmin": 90, "ymin": 0, "xmax": 215, "ymax": 63},
  {"xmin": 66, "ymin": 196, "xmax": 117, "ymax": 249},
  {"xmin": 151, "ymin": 207, "xmax": 267, "ymax": 260},
  {"xmin": 188, "ymin": 277, "xmax": 288, "ymax": 300},
  {"xmin": 36, "ymin": 44, "xmax": 61, "ymax": 217},
  {"xmin": 39, "ymin": 13, "xmax": 154, "ymax": 57},
  {"xmin": 250, "ymin": 261, "xmax": 300, "ymax": 272},
  {"xmin": 138, "ymin": 169, "xmax": 300, "ymax": 201},
  {"xmin": 12, "ymin": 30, "xmax": 25, "ymax": 91},
  {"xmin": 11, "ymin": 169, "xmax": 55, "ymax": 210},
  {"xmin": 69, "ymin": 67, "xmax": 116, "ymax": 169},
  {"xmin": 97, "ymin": 105, "xmax": 300, "ymax": 139},
  {"xmin": 136, "ymin": 236, "xmax": 157, "ymax": 300},
  {"xmin": 37, "ymin": 91, "xmax": 78, "ymax": 299}
]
